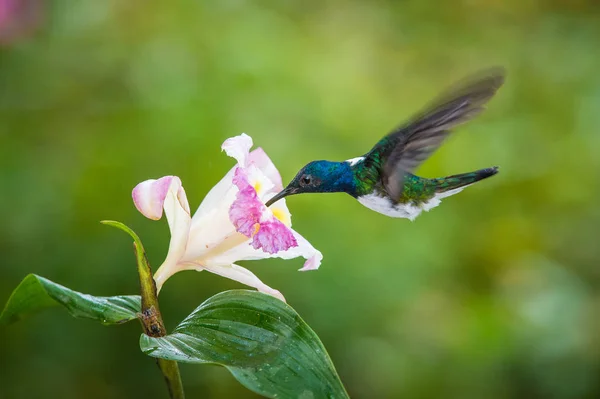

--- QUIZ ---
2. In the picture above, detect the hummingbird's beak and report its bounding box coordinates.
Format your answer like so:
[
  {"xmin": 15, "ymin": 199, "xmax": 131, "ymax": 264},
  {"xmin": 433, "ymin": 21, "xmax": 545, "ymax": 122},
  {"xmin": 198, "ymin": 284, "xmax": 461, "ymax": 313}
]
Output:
[{"xmin": 265, "ymin": 187, "xmax": 296, "ymax": 207}]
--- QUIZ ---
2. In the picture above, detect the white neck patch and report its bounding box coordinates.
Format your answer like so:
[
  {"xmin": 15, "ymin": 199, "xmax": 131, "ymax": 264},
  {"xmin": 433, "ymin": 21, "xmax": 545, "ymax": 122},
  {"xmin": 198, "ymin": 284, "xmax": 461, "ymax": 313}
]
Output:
[{"xmin": 345, "ymin": 156, "xmax": 365, "ymax": 166}]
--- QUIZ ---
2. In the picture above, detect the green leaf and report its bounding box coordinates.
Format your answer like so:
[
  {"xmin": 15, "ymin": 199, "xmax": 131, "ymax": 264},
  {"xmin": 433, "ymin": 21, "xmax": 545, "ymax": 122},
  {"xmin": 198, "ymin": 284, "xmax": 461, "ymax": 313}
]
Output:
[
  {"xmin": 1, "ymin": 274, "xmax": 141, "ymax": 326},
  {"xmin": 140, "ymin": 290, "xmax": 349, "ymax": 399}
]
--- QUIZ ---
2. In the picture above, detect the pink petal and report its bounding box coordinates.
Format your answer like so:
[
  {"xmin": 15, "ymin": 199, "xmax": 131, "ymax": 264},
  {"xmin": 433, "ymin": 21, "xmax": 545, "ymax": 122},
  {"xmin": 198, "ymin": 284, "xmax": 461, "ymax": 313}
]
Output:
[
  {"xmin": 229, "ymin": 167, "xmax": 298, "ymax": 254},
  {"xmin": 221, "ymin": 133, "xmax": 253, "ymax": 167},
  {"xmin": 229, "ymin": 168, "xmax": 263, "ymax": 237},
  {"xmin": 248, "ymin": 147, "xmax": 283, "ymax": 191},
  {"xmin": 133, "ymin": 176, "xmax": 189, "ymax": 220},
  {"xmin": 299, "ymin": 251, "xmax": 323, "ymax": 271},
  {"xmin": 251, "ymin": 219, "xmax": 297, "ymax": 254}
]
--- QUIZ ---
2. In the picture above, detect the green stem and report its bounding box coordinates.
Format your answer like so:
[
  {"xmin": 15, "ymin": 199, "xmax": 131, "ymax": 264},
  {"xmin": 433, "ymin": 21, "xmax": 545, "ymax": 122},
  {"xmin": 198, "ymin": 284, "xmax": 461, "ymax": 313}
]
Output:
[
  {"xmin": 157, "ymin": 358, "xmax": 185, "ymax": 399},
  {"xmin": 101, "ymin": 221, "xmax": 185, "ymax": 399},
  {"xmin": 133, "ymin": 242, "xmax": 184, "ymax": 399}
]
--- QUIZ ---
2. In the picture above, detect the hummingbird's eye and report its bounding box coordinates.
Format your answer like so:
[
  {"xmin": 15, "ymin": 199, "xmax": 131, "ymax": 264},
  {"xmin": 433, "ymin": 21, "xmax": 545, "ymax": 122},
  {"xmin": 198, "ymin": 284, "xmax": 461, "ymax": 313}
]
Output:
[{"xmin": 301, "ymin": 175, "xmax": 312, "ymax": 186}]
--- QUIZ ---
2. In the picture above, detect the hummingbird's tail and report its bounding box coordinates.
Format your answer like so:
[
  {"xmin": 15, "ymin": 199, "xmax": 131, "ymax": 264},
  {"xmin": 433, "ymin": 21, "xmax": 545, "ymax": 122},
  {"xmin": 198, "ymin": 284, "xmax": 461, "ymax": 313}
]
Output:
[{"xmin": 432, "ymin": 166, "xmax": 499, "ymax": 196}]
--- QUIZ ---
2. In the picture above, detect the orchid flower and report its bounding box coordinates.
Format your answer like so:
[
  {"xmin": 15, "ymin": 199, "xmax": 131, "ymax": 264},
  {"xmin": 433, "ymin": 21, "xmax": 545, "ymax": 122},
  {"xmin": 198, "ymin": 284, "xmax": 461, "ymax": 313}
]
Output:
[{"xmin": 132, "ymin": 134, "xmax": 322, "ymax": 301}]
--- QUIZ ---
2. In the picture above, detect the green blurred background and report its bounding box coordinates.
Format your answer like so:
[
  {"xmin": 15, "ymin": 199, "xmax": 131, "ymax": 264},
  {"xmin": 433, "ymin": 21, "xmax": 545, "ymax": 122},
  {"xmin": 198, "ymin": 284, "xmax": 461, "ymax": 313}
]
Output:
[{"xmin": 2, "ymin": 1, "xmax": 600, "ymax": 398}]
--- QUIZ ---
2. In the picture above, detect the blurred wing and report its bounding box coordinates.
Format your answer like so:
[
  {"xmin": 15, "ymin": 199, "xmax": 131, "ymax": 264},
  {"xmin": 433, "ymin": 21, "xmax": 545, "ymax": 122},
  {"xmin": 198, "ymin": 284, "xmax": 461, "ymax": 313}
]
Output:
[{"xmin": 377, "ymin": 67, "xmax": 505, "ymax": 201}]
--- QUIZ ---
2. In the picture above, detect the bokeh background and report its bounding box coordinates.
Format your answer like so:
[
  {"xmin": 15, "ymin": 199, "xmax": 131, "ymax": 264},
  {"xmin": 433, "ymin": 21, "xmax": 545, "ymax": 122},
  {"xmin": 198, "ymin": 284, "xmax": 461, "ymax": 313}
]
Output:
[{"xmin": 1, "ymin": 1, "xmax": 600, "ymax": 398}]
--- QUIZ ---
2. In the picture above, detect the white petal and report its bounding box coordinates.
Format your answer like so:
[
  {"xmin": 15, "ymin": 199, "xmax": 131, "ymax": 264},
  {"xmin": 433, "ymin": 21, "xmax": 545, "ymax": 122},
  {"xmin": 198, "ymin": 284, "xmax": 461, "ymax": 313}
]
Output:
[
  {"xmin": 221, "ymin": 133, "xmax": 253, "ymax": 167},
  {"xmin": 245, "ymin": 164, "xmax": 275, "ymax": 200},
  {"xmin": 132, "ymin": 177, "xmax": 191, "ymax": 292},
  {"xmin": 192, "ymin": 166, "xmax": 235, "ymax": 222},
  {"xmin": 293, "ymin": 232, "xmax": 323, "ymax": 271},
  {"xmin": 186, "ymin": 183, "xmax": 239, "ymax": 261},
  {"xmin": 200, "ymin": 263, "xmax": 285, "ymax": 302},
  {"xmin": 248, "ymin": 147, "xmax": 283, "ymax": 192},
  {"xmin": 206, "ymin": 227, "xmax": 321, "ymax": 272},
  {"xmin": 280, "ymin": 230, "xmax": 323, "ymax": 271}
]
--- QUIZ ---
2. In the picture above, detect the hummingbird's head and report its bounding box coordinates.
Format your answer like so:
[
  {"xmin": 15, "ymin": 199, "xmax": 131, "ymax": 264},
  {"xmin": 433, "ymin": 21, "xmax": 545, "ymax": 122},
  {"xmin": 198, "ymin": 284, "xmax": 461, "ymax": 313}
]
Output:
[{"xmin": 265, "ymin": 160, "xmax": 355, "ymax": 207}]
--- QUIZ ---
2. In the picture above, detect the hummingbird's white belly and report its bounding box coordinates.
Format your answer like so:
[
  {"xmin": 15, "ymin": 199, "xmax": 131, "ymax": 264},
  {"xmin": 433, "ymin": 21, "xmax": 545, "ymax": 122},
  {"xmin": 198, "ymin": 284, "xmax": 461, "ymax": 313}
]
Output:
[{"xmin": 357, "ymin": 186, "xmax": 468, "ymax": 221}]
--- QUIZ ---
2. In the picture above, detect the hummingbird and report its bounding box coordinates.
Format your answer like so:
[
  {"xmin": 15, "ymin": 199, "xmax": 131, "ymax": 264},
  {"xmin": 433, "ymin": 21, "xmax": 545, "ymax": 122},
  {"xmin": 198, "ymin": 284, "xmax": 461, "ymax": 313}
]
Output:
[{"xmin": 265, "ymin": 68, "xmax": 505, "ymax": 220}]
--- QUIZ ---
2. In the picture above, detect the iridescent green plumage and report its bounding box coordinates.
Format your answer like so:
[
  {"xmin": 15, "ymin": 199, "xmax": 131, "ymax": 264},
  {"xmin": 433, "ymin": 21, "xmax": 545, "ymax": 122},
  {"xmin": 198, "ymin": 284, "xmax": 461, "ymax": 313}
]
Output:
[{"xmin": 350, "ymin": 161, "xmax": 498, "ymax": 205}]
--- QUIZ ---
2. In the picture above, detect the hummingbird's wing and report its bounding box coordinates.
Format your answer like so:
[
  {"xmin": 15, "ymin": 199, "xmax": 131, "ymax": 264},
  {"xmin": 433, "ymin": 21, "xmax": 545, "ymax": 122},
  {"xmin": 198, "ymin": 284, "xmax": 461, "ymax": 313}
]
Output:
[{"xmin": 371, "ymin": 67, "xmax": 505, "ymax": 201}]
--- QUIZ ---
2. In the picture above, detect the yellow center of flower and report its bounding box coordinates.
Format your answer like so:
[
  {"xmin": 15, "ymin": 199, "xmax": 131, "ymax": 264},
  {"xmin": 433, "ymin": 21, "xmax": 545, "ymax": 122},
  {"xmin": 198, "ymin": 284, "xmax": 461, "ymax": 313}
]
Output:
[
  {"xmin": 272, "ymin": 207, "xmax": 291, "ymax": 226},
  {"xmin": 253, "ymin": 182, "xmax": 262, "ymax": 194},
  {"xmin": 253, "ymin": 223, "xmax": 260, "ymax": 236}
]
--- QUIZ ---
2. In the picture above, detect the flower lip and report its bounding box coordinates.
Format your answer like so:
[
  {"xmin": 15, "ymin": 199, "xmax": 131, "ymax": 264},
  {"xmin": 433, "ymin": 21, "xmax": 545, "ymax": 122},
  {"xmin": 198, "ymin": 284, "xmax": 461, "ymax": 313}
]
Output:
[
  {"xmin": 230, "ymin": 166, "xmax": 298, "ymax": 254},
  {"xmin": 265, "ymin": 186, "xmax": 298, "ymax": 207}
]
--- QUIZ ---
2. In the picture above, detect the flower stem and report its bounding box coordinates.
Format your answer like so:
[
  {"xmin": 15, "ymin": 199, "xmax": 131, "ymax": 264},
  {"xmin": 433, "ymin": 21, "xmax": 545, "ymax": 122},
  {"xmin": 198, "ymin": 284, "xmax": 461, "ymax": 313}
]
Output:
[
  {"xmin": 156, "ymin": 358, "xmax": 185, "ymax": 399},
  {"xmin": 101, "ymin": 221, "xmax": 185, "ymax": 399},
  {"xmin": 133, "ymin": 242, "xmax": 185, "ymax": 399},
  {"xmin": 133, "ymin": 241, "xmax": 166, "ymax": 335}
]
